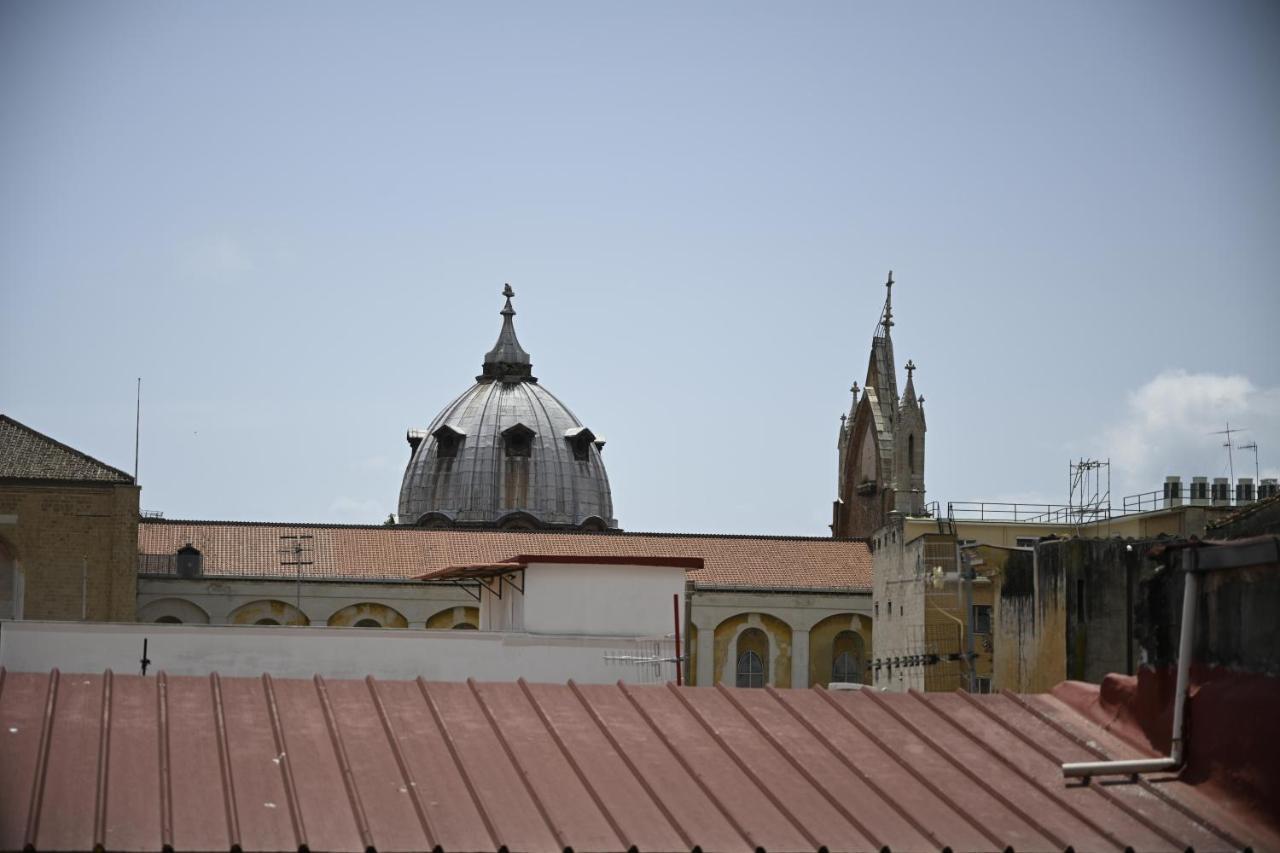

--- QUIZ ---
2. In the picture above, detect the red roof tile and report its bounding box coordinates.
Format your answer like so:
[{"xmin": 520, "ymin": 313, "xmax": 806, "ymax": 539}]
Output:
[
  {"xmin": 1, "ymin": 669, "xmax": 1272, "ymax": 852},
  {"xmin": 138, "ymin": 520, "xmax": 872, "ymax": 591}
]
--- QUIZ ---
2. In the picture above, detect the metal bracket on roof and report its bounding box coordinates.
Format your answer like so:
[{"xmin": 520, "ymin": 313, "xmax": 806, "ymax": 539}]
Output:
[
  {"xmin": 452, "ymin": 579, "xmax": 484, "ymax": 603},
  {"xmin": 504, "ymin": 570, "xmax": 524, "ymax": 595},
  {"xmin": 478, "ymin": 576, "xmax": 503, "ymax": 600}
]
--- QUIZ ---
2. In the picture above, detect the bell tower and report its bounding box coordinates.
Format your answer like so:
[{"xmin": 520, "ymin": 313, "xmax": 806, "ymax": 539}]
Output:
[{"xmin": 833, "ymin": 272, "xmax": 926, "ymax": 537}]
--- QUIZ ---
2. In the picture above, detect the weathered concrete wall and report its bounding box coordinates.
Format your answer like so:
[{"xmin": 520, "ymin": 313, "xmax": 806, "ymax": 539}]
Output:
[
  {"xmin": 1042, "ymin": 539, "xmax": 1142, "ymax": 683},
  {"xmin": 992, "ymin": 546, "xmax": 1037, "ymax": 692},
  {"xmin": 0, "ymin": 619, "xmax": 682, "ymax": 683},
  {"xmin": 1137, "ymin": 546, "xmax": 1280, "ymax": 676}
]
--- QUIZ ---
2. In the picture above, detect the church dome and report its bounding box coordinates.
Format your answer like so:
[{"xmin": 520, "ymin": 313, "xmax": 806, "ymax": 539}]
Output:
[{"xmin": 398, "ymin": 286, "xmax": 617, "ymax": 530}]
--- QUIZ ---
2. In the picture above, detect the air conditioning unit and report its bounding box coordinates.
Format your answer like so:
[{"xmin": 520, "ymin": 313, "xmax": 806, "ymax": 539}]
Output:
[
  {"xmin": 1235, "ymin": 478, "xmax": 1255, "ymax": 504},
  {"xmin": 1189, "ymin": 476, "xmax": 1210, "ymax": 506},
  {"xmin": 1260, "ymin": 479, "xmax": 1279, "ymax": 500},
  {"xmin": 1163, "ymin": 475, "xmax": 1183, "ymax": 508},
  {"xmin": 1211, "ymin": 477, "xmax": 1231, "ymax": 506}
]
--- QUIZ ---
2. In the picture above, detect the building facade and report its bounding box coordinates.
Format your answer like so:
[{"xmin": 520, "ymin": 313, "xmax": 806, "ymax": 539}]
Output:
[
  {"xmin": 0, "ymin": 415, "xmax": 139, "ymax": 622},
  {"xmin": 134, "ymin": 520, "xmax": 873, "ymax": 689}
]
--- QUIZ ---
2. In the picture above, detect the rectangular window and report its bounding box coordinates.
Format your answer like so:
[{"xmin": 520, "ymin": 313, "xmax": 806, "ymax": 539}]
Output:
[
  {"xmin": 972, "ymin": 604, "xmax": 992, "ymax": 635},
  {"xmin": 887, "ymin": 601, "xmax": 892, "ymax": 619},
  {"xmin": 975, "ymin": 676, "xmax": 992, "ymax": 694},
  {"xmin": 1015, "ymin": 536, "xmax": 1038, "ymax": 548}
]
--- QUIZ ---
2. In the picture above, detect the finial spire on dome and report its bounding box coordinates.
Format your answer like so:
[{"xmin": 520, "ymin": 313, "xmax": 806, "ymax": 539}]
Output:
[{"xmin": 481, "ymin": 283, "xmax": 534, "ymax": 382}]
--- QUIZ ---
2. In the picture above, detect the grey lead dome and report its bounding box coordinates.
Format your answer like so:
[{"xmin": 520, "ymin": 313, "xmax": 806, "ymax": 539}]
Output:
[{"xmin": 398, "ymin": 286, "xmax": 617, "ymax": 530}]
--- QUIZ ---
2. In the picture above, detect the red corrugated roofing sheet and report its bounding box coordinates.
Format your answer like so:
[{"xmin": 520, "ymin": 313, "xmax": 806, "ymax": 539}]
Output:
[
  {"xmin": 2, "ymin": 669, "xmax": 1274, "ymax": 852},
  {"xmin": 138, "ymin": 520, "xmax": 872, "ymax": 591}
]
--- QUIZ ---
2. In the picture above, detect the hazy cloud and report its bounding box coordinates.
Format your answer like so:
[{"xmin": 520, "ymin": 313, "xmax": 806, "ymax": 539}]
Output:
[{"xmin": 1102, "ymin": 370, "xmax": 1280, "ymax": 494}]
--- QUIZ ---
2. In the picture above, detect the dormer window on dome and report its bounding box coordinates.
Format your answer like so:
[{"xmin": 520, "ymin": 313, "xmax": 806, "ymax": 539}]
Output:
[
  {"xmin": 564, "ymin": 427, "xmax": 597, "ymax": 462},
  {"xmin": 406, "ymin": 429, "xmax": 428, "ymax": 453},
  {"xmin": 433, "ymin": 424, "xmax": 465, "ymax": 459},
  {"xmin": 502, "ymin": 423, "xmax": 536, "ymax": 458}
]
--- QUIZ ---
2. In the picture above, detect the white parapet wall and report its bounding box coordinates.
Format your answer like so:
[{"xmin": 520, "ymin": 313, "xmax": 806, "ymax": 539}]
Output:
[{"xmin": 0, "ymin": 620, "xmax": 679, "ymax": 684}]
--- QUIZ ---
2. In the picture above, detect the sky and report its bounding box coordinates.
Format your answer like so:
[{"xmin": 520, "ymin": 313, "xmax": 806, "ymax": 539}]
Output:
[{"xmin": 2, "ymin": 1, "xmax": 1278, "ymax": 535}]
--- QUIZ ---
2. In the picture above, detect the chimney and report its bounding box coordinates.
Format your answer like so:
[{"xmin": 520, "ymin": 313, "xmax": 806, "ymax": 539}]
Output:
[
  {"xmin": 1235, "ymin": 478, "xmax": 1255, "ymax": 504},
  {"xmin": 1190, "ymin": 476, "xmax": 1209, "ymax": 506},
  {"xmin": 1163, "ymin": 475, "xmax": 1183, "ymax": 508},
  {"xmin": 1211, "ymin": 477, "xmax": 1231, "ymax": 506}
]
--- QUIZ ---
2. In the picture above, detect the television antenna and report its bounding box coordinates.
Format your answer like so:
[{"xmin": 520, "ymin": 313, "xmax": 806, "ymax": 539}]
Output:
[
  {"xmin": 1210, "ymin": 423, "xmax": 1245, "ymax": 484},
  {"xmin": 602, "ymin": 594, "xmax": 686, "ymax": 684},
  {"xmin": 1241, "ymin": 440, "xmax": 1260, "ymax": 484},
  {"xmin": 1068, "ymin": 458, "xmax": 1111, "ymax": 523},
  {"xmin": 279, "ymin": 534, "xmax": 314, "ymax": 616}
]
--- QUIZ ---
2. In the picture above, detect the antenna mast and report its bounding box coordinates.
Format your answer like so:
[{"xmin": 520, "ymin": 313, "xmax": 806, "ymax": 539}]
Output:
[
  {"xmin": 134, "ymin": 377, "xmax": 141, "ymax": 482},
  {"xmin": 1241, "ymin": 441, "xmax": 1260, "ymax": 483},
  {"xmin": 1211, "ymin": 423, "xmax": 1244, "ymax": 484}
]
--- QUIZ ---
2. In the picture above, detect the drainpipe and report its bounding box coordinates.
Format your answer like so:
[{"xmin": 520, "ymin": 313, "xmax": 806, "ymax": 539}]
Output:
[{"xmin": 1062, "ymin": 550, "xmax": 1199, "ymax": 778}]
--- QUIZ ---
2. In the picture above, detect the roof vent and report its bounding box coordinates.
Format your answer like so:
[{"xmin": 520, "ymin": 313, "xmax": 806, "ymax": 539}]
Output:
[
  {"xmin": 1260, "ymin": 478, "xmax": 1279, "ymax": 500},
  {"xmin": 1212, "ymin": 477, "xmax": 1231, "ymax": 506},
  {"xmin": 1163, "ymin": 475, "xmax": 1183, "ymax": 508}
]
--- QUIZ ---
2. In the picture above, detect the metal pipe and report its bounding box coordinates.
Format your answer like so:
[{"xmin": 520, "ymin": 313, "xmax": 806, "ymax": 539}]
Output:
[{"xmin": 1062, "ymin": 557, "xmax": 1199, "ymax": 778}]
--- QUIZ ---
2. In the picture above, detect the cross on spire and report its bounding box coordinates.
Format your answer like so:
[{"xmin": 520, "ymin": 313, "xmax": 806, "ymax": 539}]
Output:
[
  {"xmin": 881, "ymin": 270, "xmax": 894, "ymax": 331},
  {"xmin": 905, "ymin": 359, "xmax": 915, "ymax": 379}
]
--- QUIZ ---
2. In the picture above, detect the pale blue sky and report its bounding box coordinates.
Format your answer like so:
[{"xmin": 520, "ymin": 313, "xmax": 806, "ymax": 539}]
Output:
[{"xmin": 3, "ymin": 1, "xmax": 1278, "ymax": 533}]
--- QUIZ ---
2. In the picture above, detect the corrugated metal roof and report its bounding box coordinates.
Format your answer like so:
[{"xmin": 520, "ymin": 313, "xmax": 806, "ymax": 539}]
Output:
[
  {"xmin": 2, "ymin": 669, "xmax": 1272, "ymax": 852},
  {"xmin": 138, "ymin": 520, "xmax": 873, "ymax": 590}
]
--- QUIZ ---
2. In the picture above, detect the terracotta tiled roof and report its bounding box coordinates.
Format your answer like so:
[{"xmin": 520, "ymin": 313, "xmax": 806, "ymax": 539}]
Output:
[
  {"xmin": 2, "ymin": 669, "xmax": 1271, "ymax": 852},
  {"xmin": 138, "ymin": 519, "xmax": 872, "ymax": 591},
  {"xmin": 0, "ymin": 414, "xmax": 134, "ymax": 484}
]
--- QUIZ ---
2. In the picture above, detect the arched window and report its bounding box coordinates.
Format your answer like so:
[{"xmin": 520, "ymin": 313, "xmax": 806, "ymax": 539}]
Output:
[
  {"xmin": 255, "ymin": 618, "xmax": 280, "ymax": 626},
  {"xmin": 452, "ymin": 622, "xmax": 478, "ymax": 630},
  {"xmin": 908, "ymin": 434, "xmax": 916, "ymax": 474},
  {"xmin": 735, "ymin": 627, "xmax": 768, "ymax": 688},
  {"xmin": 354, "ymin": 618, "xmax": 381, "ymax": 628},
  {"xmin": 155, "ymin": 615, "xmax": 183, "ymax": 624},
  {"xmin": 736, "ymin": 650, "xmax": 764, "ymax": 688},
  {"xmin": 831, "ymin": 630, "xmax": 866, "ymax": 685}
]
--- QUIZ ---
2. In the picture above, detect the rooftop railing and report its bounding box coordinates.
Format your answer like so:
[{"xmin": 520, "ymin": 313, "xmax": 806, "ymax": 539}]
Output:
[{"xmin": 945, "ymin": 501, "xmax": 1115, "ymax": 524}]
